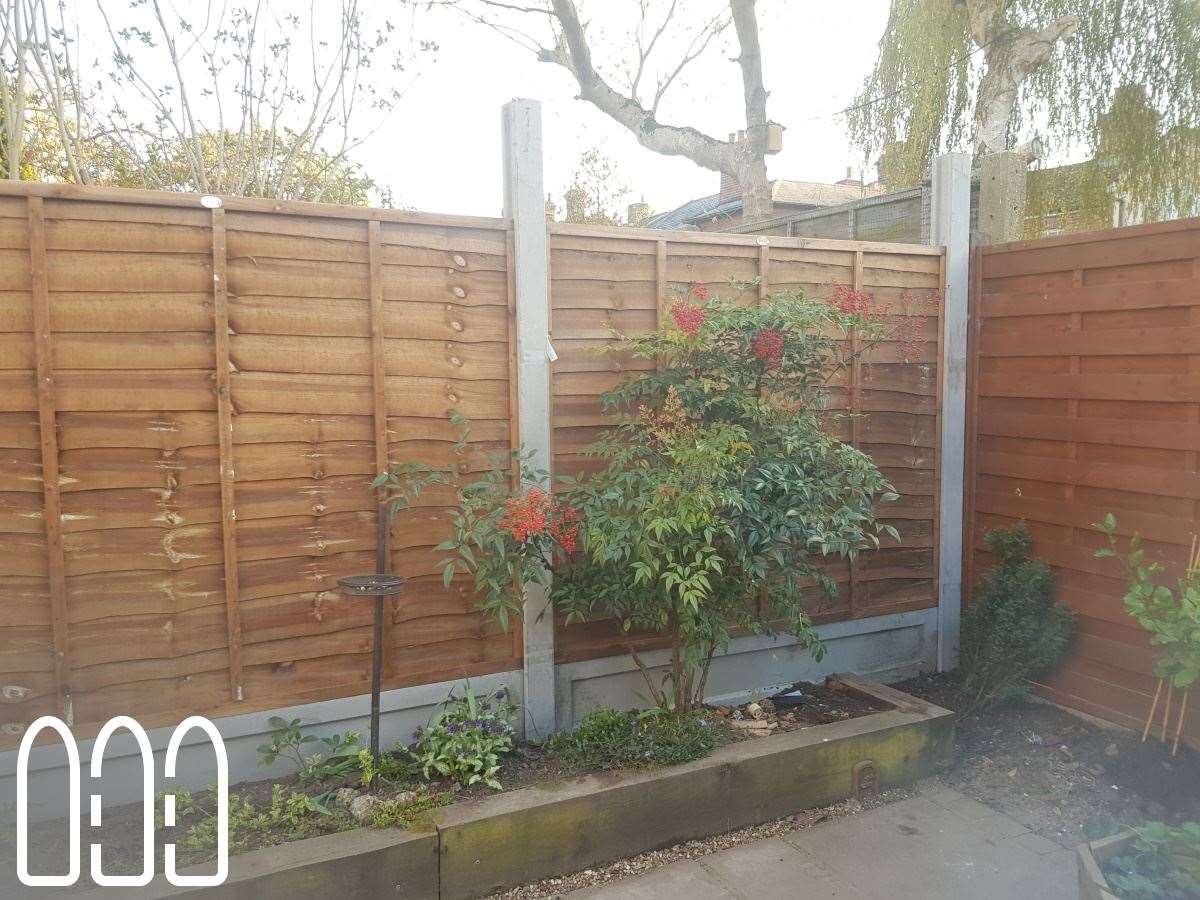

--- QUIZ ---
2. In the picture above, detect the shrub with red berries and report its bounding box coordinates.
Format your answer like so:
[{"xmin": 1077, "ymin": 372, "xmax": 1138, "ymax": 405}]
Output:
[
  {"xmin": 499, "ymin": 487, "xmax": 580, "ymax": 556},
  {"xmin": 381, "ymin": 285, "xmax": 900, "ymax": 711},
  {"xmin": 752, "ymin": 328, "xmax": 784, "ymax": 368},
  {"xmin": 670, "ymin": 298, "xmax": 706, "ymax": 337},
  {"xmin": 828, "ymin": 285, "xmax": 873, "ymax": 316}
]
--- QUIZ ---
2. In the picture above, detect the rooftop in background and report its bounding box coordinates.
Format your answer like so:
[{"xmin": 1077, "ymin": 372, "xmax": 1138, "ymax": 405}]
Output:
[{"xmin": 647, "ymin": 177, "xmax": 887, "ymax": 231}]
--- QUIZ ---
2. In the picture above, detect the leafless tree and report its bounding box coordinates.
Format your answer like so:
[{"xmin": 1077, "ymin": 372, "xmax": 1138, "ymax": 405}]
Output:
[
  {"xmin": 432, "ymin": 0, "xmax": 778, "ymax": 221},
  {"xmin": 3, "ymin": 0, "xmax": 429, "ymax": 202},
  {"xmin": 1, "ymin": 0, "xmax": 90, "ymax": 180}
]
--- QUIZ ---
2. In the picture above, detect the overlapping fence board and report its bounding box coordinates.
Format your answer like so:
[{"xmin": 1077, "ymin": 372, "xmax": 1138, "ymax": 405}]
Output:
[
  {"xmin": 966, "ymin": 217, "xmax": 1200, "ymax": 748},
  {"xmin": 548, "ymin": 223, "xmax": 945, "ymax": 663},
  {"xmin": 0, "ymin": 185, "xmax": 519, "ymax": 743},
  {"xmin": 0, "ymin": 184, "xmax": 945, "ymax": 743}
]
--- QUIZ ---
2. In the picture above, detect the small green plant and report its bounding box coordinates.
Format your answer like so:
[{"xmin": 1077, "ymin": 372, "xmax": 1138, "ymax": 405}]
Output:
[
  {"xmin": 357, "ymin": 748, "xmax": 419, "ymax": 788},
  {"xmin": 411, "ymin": 682, "xmax": 516, "ymax": 789},
  {"xmin": 256, "ymin": 716, "xmax": 361, "ymax": 782},
  {"xmin": 1104, "ymin": 822, "xmax": 1200, "ymax": 900},
  {"xmin": 958, "ymin": 524, "xmax": 1075, "ymax": 713},
  {"xmin": 1096, "ymin": 515, "xmax": 1200, "ymax": 691},
  {"xmin": 169, "ymin": 783, "xmax": 349, "ymax": 856},
  {"xmin": 368, "ymin": 788, "xmax": 454, "ymax": 830},
  {"xmin": 545, "ymin": 706, "xmax": 718, "ymax": 770}
]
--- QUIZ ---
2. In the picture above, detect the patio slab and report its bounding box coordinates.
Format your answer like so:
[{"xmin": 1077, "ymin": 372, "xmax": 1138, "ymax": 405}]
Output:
[{"xmin": 568, "ymin": 784, "xmax": 1078, "ymax": 900}]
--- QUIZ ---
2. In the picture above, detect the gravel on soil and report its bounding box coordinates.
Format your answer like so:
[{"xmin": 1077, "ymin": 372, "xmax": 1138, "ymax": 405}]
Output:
[{"xmin": 482, "ymin": 786, "xmax": 918, "ymax": 900}]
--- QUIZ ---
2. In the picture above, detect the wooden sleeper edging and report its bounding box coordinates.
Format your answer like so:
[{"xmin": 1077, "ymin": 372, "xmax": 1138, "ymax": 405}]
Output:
[{"xmin": 74, "ymin": 676, "xmax": 952, "ymax": 900}]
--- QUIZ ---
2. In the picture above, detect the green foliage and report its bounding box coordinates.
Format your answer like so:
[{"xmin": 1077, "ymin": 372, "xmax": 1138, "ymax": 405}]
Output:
[
  {"xmin": 169, "ymin": 784, "xmax": 350, "ymax": 855},
  {"xmin": 368, "ymin": 789, "xmax": 454, "ymax": 830},
  {"xmin": 1095, "ymin": 515, "xmax": 1200, "ymax": 689},
  {"xmin": 383, "ymin": 287, "xmax": 898, "ymax": 716},
  {"xmin": 357, "ymin": 748, "xmax": 420, "ymax": 789},
  {"xmin": 410, "ymin": 682, "xmax": 517, "ymax": 789},
  {"xmin": 958, "ymin": 524, "xmax": 1075, "ymax": 712},
  {"xmin": 851, "ymin": 0, "xmax": 1200, "ymax": 220},
  {"xmin": 545, "ymin": 706, "xmax": 718, "ymax": 770},
  {"xmin": 375, "ymin": 412, "xmax": 561, "ymax": 632},
  {"xmin": 1105, "ymin": 822, "xmax": 1200, "ymax": 900},
  {"xmin": 550, "ymin": 289, "xmax": 898, "ymax": 712},
  {"xmin": 255, "ymin": 716, "xmax": 361, "ymax": 782}
]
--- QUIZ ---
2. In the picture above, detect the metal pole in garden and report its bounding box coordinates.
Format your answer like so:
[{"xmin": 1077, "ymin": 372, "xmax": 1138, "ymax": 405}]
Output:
[{"xmin": 338, "ymin": 506, "xmax": 405, "ymax": 776}]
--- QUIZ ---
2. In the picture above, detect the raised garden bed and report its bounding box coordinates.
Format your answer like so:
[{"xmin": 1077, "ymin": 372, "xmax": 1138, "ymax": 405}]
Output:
[
  {"xmin": 1077, "ymin": 831, "xmax": 1133, "ymax": 900},
  {"xmin": 52, "ymin": 675, "xmax": 952, "ymax": 900}
]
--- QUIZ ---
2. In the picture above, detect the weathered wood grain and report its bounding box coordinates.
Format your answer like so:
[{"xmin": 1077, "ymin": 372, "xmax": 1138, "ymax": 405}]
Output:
[{"xmin": 968, "ymin": 217, "xmax": 1200, "ymax": 748}]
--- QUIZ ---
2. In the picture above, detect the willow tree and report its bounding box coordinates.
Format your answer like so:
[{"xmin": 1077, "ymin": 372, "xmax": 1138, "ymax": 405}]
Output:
[{"xmin": 850, "ymin": 0, "xmax": 1200, "ymax": 219}]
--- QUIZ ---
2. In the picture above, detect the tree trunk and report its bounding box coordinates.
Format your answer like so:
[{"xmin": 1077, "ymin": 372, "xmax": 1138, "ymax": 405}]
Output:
[
  {"xmin": 669, "ymin": 612, "xmax": 686, "ymax": 713},
  {"xmin": 739, "ymin": 156, "xmax": 772, "ymax": 222},
  {"xmin": 729, "ymin": 0, "xmax": 772, "ymax": 222},
  {"xmin": 543, "ymin": 0, "xmax": 774, "ymax": 224},
  {"xmin": 968, "ymin": 0, "xmax": 1079, "ymax": 157}
]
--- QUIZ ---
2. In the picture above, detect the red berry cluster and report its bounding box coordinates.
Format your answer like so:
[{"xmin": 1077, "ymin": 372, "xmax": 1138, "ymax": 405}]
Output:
[
  {"xmin": 549, "ymin": 505, "xmax": 581, "ymax": 553},
  {"xmin": 828, "ymin": 285, "xmax": 874, "ymax": 316},
  {"xmin": 670, "ymin": 299, "xmax": 706, "ymax": 337},
  {"xmin": 500, "ymin": 487, "xmax": 550, "ymax": 542},
  {"xmin": 752, "ymin": 328, "xmax": 784, "ymax": 368},
  {"xmin": 500, "ymin": 487, "xmax": 581, "ymax": 552},
  {"xmin": 889, "ymin": 290, "xmax": 941, "ymax": 362},
  {"xmin": 689, "ymin": 283, "xmax": 710, "ymax": 301}
]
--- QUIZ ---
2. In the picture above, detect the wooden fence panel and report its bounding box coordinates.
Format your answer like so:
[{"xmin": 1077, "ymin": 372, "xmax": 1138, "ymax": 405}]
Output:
[
  {"xmin": 0, "ymin": 185, "xmax": 519, "ymax": 744},
  {"xmin": 548, "ymin": 223, "xmax": 945, "ymax": 663},
  {"xmin": 966, "ymin": 217, "xmax": 1200, "ymax": 748},
  {"xmin": 0, "ymin": 184, "xmax": 945, "ymax": 743}
]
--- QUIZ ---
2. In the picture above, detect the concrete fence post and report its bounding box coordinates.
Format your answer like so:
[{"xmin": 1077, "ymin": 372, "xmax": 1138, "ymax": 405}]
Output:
[
  {"xmin": 977, "ymin": 151, "xmax": 1029, "ymax": 244},
  {"xmin": 502, "ymin": 99, "xmax": 556, "ymax": 737},
  {"xmin": 930, "ymin": 152, "xmax": 972, "ymax": 672}
]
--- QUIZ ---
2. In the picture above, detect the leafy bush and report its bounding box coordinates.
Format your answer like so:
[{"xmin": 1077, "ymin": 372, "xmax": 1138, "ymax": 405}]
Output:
[
  {"xmin": 1105, "ymin": 822, "xmax": 1200, "ymax": 900},
  {"xmin": 411, "ymin": 683, "xmax": 516, "ymax": 789},
  {"xmin": 546, "ymin": 706, "xmax": 717, "ymax": 770},
  {"xmin": 958, "ymin": 524, "xmax": 1075, "ymax": 712},
  {"xmin": 384, "ymin": 286, "xmax": 900, "ymax": 714},
  {"xmin": 255, "ymin": 716, "xmax": 361, "ymax": 783},
  {"xmin": 1096, "ymin": 514, "xmax": 1200, "ymax": 690}
]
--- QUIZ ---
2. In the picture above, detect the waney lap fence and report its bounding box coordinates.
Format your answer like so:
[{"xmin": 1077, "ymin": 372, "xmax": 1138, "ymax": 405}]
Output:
[
  {"xmin": 966, "ymin": 216, "xmax": 1200, "ymax": 748},
  {"xmin": 547, "ymin": 223, "xmax": 945, "ymax": 663},
  {"xmin": 0, "ymin": 182, "xmax": 944, "ymax": 747}
]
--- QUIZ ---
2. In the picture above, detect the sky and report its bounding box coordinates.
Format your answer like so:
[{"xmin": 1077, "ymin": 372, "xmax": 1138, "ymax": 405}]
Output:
[
  {"xmin": 364, "ymin": 2, "xmax": 896, "ymax": 218},
  {"xmin": 55, "ymin": 0, "xmax": 896, "ymax": 218}
]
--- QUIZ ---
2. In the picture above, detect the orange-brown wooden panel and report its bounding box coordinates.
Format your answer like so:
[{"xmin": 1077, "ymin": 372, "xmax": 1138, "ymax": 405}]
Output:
[{"xmin": 968, "ymin": 216, "xmax": 1200, "ymax": 748}]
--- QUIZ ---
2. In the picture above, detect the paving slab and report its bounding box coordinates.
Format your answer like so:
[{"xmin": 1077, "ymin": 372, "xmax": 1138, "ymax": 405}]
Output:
[{"xmin": 568, "ymin": 786, "xmax": 1077, "ymax": 900}]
